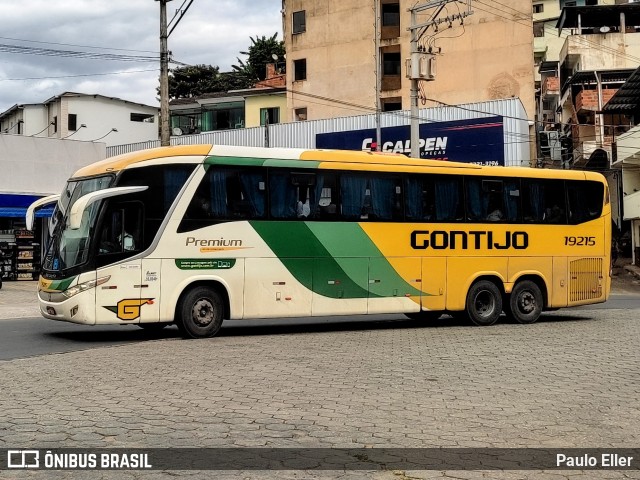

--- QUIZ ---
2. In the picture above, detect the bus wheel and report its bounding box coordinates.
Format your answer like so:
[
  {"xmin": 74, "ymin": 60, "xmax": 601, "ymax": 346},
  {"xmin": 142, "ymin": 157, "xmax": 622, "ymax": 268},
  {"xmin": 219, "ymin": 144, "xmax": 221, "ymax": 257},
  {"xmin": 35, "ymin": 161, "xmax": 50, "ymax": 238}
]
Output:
[
  {"xmin": 508, "ymin": 280, "xmax": 543, "ymax": 324},
  {"xmin": 466, "ymin": 280, "xmax": 502, "ymax": 326},
  {"xmin": 177, "ymin": 286, "xmax": 224, "ymax": 339},
  {"xmin": 405, "ymin": 311, "xmax": 442, "ymax": 321}
]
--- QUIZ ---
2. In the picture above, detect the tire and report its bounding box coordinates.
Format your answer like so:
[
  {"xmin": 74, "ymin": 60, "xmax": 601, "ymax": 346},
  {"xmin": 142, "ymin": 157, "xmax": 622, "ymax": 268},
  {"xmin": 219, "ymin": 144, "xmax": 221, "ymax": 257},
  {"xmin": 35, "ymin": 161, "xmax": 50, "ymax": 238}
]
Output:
[
  {"xmin": 405, "ymin": 311, "xmax": 442, "ymax": 321},
  {"xmin": 466, "ymin": 280, "xmax": 502, "ymax": 326},
  {"xmin": 508, "ymin": 280, "xmax": 543, "ymax": 324},
  {"xmin": 176, "ymin": 286, "xmax": 224, "ymax": 339}
]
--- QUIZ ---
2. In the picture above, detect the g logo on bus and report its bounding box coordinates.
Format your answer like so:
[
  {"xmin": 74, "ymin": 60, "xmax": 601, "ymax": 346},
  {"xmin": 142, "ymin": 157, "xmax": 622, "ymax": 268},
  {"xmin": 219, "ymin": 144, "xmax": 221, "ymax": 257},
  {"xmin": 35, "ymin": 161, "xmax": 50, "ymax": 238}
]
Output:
[{"xmin": 104, "ymin": 298, "xmax": 154, "ymax": 321}]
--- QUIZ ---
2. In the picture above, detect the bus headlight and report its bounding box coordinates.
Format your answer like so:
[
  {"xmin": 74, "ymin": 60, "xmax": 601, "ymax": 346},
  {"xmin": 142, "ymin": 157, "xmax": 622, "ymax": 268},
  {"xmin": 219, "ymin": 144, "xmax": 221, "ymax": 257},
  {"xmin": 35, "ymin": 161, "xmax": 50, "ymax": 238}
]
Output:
[{"xmin": 63, "ymin": 276, "xmax": 111, "ymax": 298}]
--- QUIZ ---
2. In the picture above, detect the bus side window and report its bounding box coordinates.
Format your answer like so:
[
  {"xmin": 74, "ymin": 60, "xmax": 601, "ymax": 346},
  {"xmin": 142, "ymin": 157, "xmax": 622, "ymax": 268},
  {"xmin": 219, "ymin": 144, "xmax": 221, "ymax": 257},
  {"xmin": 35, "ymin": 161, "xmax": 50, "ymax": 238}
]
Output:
[
  {"xmin": 567, "ymin": 180, "xmax": 604, "ymax": 224},
  {"xmin": 522, "ymin": 179, "xmax": 566, "ymax": 224},
  {"xmin": 434, "ymin": 176, "xmax": 463, "ymax": 222}
]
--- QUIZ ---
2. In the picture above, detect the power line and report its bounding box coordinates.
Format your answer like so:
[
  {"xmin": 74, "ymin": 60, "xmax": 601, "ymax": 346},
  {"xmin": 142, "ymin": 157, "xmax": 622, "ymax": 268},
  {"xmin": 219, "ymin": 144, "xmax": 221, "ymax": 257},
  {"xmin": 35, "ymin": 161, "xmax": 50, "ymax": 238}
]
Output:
[
  {"xmin": 0, "ymin": 43, "xmax": 158, "ymax": 62},
  {"xmin": 0, "ymin": 36, "xmax": 158, "ymax": 54},
  {"xmin": 0, "ymin": 68, "xmax": 158, "ymax": 82}
]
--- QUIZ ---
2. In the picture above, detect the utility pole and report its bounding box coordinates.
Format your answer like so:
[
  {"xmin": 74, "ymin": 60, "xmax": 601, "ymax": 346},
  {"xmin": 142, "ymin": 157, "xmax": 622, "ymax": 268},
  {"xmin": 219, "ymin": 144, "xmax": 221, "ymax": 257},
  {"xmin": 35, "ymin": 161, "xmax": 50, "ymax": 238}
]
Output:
[
  {"xmin": 407, "ymin": 0, "xmax": 473, "ymax": 158},
  {"xmin": 158, "ymin": 0, "xmax": 173, "ymax": 146},
  {"xmin": 374, "ymin": 0, "xmax": 382, "ymax": 151}
]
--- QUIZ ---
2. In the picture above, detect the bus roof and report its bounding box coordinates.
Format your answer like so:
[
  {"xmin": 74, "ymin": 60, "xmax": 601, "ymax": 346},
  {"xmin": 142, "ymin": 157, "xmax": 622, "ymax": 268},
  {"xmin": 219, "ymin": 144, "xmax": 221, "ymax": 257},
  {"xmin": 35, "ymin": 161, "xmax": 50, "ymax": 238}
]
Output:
[{"xmin": 71, "ymin": 144, "xmax": 604, "ymax": 183}]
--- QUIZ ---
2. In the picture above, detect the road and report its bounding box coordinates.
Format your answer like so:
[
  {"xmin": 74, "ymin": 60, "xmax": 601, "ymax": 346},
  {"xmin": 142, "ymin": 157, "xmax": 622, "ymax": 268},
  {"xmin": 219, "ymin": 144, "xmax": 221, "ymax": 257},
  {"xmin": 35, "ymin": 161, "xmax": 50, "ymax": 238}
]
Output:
[{"xmin": 0, "ymin": 291, "xmax": 638, "ymax": 361}]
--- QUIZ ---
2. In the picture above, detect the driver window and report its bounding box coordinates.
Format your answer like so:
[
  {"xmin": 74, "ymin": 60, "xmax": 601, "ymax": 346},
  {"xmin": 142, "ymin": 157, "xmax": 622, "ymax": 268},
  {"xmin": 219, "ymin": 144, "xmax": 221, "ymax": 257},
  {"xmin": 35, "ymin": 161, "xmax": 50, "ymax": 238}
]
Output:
[{"xmin": 98, "ymin": 202, "xmax": 143, "ymax": 257}]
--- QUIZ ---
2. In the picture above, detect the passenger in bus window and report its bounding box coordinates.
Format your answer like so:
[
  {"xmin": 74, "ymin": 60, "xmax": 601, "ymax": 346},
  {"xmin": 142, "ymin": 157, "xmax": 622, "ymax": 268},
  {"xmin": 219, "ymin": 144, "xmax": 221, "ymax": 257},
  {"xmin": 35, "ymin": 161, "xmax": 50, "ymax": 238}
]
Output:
[{"xmin": 544, "ymin": 204, "xmax": 564, "ymax": 223}]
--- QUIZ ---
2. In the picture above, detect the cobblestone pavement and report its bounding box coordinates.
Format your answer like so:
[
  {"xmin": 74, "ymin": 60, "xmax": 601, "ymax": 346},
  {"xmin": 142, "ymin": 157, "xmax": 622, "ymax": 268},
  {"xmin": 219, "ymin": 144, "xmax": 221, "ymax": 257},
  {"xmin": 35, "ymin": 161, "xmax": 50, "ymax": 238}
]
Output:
[{"xmin": 0, "ymin": 277, "xmax": 639, "ymax": 479}]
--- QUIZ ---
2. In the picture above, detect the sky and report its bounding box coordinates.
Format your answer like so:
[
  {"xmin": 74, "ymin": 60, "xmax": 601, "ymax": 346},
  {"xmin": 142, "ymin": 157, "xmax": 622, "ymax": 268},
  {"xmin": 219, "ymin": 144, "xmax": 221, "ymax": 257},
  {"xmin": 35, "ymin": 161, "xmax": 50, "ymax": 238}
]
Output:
[{"xmin": 0, "ymin": 0, "xmax": 282, "ymax": 113}]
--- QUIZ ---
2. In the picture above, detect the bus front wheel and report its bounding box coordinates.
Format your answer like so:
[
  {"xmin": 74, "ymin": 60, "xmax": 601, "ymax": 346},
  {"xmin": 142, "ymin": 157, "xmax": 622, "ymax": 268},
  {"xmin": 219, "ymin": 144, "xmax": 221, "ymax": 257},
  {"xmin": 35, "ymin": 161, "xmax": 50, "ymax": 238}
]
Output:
[
  {"xmin": 466, "ymin": 280, "xmax": 502, "ymax": 326},
  {"xmin": 508, "ymin": 280, "xmax": 543, "ymax": 324},
  {"xmin": 176, "ymin": 286, "xmax": 224, "ymax": 339}
]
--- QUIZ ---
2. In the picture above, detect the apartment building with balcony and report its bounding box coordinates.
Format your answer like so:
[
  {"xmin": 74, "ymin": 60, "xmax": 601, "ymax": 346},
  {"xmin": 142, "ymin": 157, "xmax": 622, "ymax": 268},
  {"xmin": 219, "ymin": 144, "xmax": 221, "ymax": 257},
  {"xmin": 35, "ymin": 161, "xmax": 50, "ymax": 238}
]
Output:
[
  {"xmin": 536, "ymin": 2, "xmax": 640, "ymax": 170},
  {"xmin": 282, "ymin": 0, "xmax": 535, "ymax": 125}
]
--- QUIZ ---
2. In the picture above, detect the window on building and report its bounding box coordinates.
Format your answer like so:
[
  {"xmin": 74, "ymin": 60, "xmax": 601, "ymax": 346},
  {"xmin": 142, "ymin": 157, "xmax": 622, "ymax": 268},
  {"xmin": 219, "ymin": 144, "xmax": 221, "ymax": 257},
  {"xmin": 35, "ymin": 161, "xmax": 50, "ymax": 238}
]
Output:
[
  {"xmin": 293, "ymin": 10, "xmax": 306, "ymax": 34},
  {"xmin": 381, "ymin": 3, "xmax": 400, "ymax": 26},
  {"xmin": 382, "ymin": 97, "xmax": 402, "ymax": 111},
  {"xmin": 68, "ymin": 114, "xmax": 77, "ymax": 131},
  {"xmin": 294, "ymin": 108, "xmax": 308, "ymax": 121},
  {"xmin": 533, "ymin": 3, "xmax": 543, "ymax": 13},
  {"xmin": 131, "ymin": 113, "xmax": 155, "ymax": 123},
  {"xmin": 260, "ymin": 107, "xmax": 280, "ymax": 125},
  {"xmin": 534, "ymin": 22, "xmax": 545, "ymax": 37},
  {"xmin": 294, "ymin": 59, "xmax": 307, "ymax": 81},
  {"xmin": 52, "ymin": 116, "xmax": 57, "ymax": 134},
  {"xmin": 382, "ymin": 52, "xmax": 401, "ymax": 76},
  {"xmin": 564, "ymin": 1, "xmax": 577, "ymax": 6}
]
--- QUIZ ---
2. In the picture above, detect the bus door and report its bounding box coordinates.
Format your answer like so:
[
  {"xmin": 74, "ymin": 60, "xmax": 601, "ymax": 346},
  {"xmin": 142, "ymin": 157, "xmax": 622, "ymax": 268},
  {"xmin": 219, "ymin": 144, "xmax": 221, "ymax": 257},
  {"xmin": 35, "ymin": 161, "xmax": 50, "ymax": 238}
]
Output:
[
  {"xmin": 94, "ymin": 201, "xmax": 147, "ymax": 324},
  {"xmin": 420, "ymin": 257, "xmax": 447, "ymax": 312}
]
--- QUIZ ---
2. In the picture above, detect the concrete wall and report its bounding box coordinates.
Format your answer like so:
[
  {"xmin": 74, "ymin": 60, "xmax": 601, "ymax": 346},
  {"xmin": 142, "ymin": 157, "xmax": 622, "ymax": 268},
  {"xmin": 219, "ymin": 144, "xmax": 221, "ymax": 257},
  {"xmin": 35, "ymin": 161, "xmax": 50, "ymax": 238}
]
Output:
[
  {"xmin": 284, "ymin": 0, "xmax": 536, "ymax": 122},
  {"xmin": 0, "ymin": 135, "xmax": 106, "ymax": 196}
]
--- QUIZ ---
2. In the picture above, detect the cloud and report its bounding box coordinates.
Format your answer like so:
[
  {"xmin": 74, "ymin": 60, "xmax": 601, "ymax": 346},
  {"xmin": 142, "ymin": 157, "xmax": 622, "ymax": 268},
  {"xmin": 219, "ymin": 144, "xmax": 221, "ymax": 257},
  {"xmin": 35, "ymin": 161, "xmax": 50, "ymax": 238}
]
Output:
[{"xmin": 0, "ymin": 0, "xmax": 281, "ymax": 112}]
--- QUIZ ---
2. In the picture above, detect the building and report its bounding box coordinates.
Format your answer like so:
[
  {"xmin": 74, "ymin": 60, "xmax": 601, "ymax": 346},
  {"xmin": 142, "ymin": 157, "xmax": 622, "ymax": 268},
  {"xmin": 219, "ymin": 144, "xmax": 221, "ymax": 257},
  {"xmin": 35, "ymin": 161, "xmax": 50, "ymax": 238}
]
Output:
[
  {"xmin": 281, "ymin": 0, "xmax": 536, "ymax": 125},
  {"xmin": 169, "ymin": 64, "xmax": 286, "ymax": 135},
  {"xmin": 110, "ymin": 98, "xmax": 530, "ymax": 171},
  {"xmin": 0, "ymin": 92, "xmax": 159, "ymax": 147},
  {"xmin": 0, "ymin": 135, "xmax": 105, "ymax": 281},
  {"xmin": 605, "ymin": 67, "xmax": 640, "ymax": 265}
]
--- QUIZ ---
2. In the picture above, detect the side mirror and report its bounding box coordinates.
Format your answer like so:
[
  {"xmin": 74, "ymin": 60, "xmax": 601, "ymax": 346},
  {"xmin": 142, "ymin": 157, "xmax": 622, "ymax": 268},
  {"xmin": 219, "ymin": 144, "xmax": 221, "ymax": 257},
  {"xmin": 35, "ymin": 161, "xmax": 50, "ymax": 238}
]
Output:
[
  {"xmin": 26, "ymin": 194, "xmax": 60, "ymax": 231},
  {"xmin": 68, "ymin": 186, "xmax": 148, "ymax": 230}
]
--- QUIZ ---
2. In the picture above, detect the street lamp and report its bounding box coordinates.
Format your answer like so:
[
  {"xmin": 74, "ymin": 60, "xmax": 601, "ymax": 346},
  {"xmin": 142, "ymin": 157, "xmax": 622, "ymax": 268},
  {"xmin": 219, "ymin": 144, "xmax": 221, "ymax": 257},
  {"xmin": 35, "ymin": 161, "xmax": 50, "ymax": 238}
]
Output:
[
  {"xmin": 62, "ymin": 124, "xmax": 87, "ymax": 139},
  {"xmin": 91, "ymin": 128, "xmax": 118, "ymax": 142}
]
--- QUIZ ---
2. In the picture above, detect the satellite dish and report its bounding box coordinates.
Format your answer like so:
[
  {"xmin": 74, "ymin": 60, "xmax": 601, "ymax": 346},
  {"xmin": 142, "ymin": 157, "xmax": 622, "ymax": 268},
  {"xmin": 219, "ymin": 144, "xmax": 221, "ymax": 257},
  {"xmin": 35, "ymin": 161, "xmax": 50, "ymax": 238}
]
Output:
[
  {"xmin": 600, "ymin": 26, "xmax": 611, "ymax": 33},
  {"xmin": 172, "ymin": 127, "xmax": 183, "ymax": 136}
]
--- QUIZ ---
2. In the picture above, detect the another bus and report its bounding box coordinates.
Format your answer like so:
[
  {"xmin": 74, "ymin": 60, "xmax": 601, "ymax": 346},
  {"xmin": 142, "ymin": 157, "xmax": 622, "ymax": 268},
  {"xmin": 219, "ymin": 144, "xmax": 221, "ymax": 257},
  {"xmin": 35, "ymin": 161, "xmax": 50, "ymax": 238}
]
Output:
[{"xmin": 27, "ymin": 145, "xmax": 611, "ymax": 338}]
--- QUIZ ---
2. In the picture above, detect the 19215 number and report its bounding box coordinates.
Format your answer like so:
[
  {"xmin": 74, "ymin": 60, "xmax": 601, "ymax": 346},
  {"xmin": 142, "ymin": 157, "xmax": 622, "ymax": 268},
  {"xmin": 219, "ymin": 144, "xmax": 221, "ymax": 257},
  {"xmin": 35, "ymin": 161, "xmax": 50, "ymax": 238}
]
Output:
[{"xmin": 564, "ymin": 236, "xmax": 595, "ymax": 246}]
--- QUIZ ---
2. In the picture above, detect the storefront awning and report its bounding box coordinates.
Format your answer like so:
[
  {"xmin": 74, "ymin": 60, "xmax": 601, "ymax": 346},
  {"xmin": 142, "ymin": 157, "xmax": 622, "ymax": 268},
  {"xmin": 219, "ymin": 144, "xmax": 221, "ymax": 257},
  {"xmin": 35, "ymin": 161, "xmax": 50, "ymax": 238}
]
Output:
[
  {"xmin": 0, "ymin": 193, "xmax": 55, "ymax": 218},
  {"xmin": 0, "ymin": 207, "xmax": 54, "ymax": 218}
]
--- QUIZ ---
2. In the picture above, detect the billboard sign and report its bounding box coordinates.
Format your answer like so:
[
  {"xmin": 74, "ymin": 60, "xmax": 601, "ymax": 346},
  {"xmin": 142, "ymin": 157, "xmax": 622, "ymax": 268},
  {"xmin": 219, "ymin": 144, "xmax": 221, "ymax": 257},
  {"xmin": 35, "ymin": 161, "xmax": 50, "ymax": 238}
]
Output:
[{"xmin": 315, "ymin": 116, "xmax": 504, "ymax": 166}]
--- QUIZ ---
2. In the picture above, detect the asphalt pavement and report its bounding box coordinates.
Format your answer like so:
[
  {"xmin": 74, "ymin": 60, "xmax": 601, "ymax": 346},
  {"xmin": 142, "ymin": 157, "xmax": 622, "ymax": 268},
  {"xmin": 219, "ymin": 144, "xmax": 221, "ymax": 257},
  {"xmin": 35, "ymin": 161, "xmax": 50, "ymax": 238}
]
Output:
[{"xmin": 0, "ymin": 266, "xmax": 639, "ymax": 479}]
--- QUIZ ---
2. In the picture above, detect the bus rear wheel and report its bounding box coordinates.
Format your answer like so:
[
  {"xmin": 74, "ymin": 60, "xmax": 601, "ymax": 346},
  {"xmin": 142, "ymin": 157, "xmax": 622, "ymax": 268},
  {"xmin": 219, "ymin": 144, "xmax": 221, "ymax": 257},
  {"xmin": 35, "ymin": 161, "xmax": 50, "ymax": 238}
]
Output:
[
  {"xmin": 405, "ymin": 311, "xmax": 442, "ymax": 321},
  {"xmin": 466, "ymin": 280, "xmax": 502, "ymax": 326},
  {"xmin": 176, "ymin": 286, "xmax": 224, "ymax": 339},
  {"xmin": 507, "ymin": 280, "xmax": 543, "ymax": 324}
]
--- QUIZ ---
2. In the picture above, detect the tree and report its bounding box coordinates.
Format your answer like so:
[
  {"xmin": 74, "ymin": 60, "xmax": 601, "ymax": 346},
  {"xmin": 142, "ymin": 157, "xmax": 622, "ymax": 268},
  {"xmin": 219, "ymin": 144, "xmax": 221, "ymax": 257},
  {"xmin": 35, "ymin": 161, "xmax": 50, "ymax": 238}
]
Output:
[
  {"xmin": 165, "ymin": 65, "xmax": 223, "ymax": 99},
  {"xmin": 163, "ymin": 33, "xmax": 285, "ymax": 99},
  {"xmin": 233, "ymin": 33, "xmax": 285, "ymax": 84}
]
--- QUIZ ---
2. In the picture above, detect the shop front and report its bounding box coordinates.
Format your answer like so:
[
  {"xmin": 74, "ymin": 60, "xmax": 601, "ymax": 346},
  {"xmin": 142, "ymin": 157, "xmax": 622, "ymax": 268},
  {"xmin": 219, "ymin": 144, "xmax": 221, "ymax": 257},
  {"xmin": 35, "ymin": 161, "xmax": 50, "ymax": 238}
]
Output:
[{"xmin": 0, "ymin": 193, "xmax": 53, "ymax": 281}]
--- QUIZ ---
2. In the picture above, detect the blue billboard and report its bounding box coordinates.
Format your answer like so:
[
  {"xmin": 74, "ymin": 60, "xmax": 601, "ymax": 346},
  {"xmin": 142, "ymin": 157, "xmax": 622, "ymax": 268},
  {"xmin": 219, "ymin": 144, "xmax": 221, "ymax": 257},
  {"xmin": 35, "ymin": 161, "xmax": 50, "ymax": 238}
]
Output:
[{"xmin": 315, "ymin": 116, "xmax": 504, "ymax": 166}]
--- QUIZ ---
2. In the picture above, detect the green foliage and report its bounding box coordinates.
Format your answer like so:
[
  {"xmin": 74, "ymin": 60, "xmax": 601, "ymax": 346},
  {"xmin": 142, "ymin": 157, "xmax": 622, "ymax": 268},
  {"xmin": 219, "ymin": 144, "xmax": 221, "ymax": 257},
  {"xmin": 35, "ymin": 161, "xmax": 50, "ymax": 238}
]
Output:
[
  {"xmin": 233, "ymin": 33, "xmax": 286, "ymax": 83},
  {"xmin": 164, "ymin": 33, "xmax": 285, "ymax": 99}
]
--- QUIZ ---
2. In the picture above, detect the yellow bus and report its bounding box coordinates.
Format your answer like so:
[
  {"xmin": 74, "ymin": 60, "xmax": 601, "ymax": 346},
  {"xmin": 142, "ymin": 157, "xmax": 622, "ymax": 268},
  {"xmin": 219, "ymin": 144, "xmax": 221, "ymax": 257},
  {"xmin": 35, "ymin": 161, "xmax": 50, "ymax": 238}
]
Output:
[{"xmin": 28, "ymin": 145, "xmax": 611, "ymax": 338}]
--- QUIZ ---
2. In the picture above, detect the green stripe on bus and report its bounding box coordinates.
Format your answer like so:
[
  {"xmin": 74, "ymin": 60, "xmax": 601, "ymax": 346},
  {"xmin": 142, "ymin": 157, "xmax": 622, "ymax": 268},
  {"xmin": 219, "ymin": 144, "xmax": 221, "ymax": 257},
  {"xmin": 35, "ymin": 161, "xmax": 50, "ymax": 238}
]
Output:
[
  {"xmin": 263, "ymin": 159, "xmax": 321, "ymax": 169},
  {"xmin": 249, "ymin": 222, "xmax": 421, "ymax": 299},
  {"xmin": 204, "ymin": 156, "xmax": 321, "ymax": 169},
  {"xmin": 45, "ymin": 277, "xmax": 76, "ymax": 292},
  {"xmin": 205, "ymin": 156, "xmax": 266, "ymax": 167}
]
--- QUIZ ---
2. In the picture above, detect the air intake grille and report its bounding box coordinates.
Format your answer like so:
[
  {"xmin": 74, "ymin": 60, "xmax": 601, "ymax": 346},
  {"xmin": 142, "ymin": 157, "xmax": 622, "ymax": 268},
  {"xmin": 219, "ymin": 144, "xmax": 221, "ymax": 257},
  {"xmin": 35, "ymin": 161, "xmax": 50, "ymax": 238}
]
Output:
[{"xmin": 569, "ymin": 258, "xmax": 603, "ymax": 303}]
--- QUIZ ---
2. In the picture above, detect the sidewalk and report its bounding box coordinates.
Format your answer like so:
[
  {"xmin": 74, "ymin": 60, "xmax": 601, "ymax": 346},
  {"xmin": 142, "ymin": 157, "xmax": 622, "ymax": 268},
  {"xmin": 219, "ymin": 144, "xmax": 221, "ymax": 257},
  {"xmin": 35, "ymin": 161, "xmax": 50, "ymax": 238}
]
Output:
[{"xmin": 0, "ymin": 280, "xmax": 40, "ymax": 318}]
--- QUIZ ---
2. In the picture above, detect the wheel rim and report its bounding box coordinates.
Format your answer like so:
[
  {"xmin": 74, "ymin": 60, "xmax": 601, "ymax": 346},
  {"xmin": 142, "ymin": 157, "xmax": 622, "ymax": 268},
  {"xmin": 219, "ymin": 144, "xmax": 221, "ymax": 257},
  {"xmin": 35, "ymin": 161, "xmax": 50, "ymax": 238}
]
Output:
[
  {"xmin": 191, "ymin": 298, "xmax": 215, "ymax": 327},
  {"xmin": 517, "ymin": 291, "xmax": 536, "ymax": 315},
  {"xmin": 474, "ymin": 290, "xmax": 496, "ymax": 318}
]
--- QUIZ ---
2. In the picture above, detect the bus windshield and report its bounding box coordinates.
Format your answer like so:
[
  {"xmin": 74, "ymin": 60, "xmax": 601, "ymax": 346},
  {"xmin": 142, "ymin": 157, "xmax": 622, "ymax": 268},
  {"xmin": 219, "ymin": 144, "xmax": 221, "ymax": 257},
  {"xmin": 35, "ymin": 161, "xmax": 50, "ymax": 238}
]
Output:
[{"xmin": 43, "ymin": 175, "xmax": 114, "ymax": 273}]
